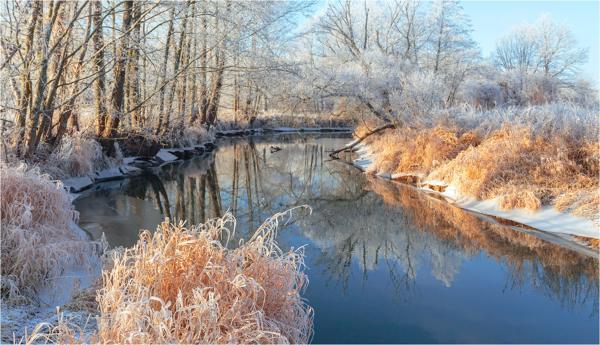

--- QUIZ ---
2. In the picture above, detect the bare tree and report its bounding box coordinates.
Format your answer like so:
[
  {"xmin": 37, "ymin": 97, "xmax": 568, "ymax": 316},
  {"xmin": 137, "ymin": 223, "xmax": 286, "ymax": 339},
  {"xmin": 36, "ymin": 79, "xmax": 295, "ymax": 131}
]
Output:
[{"xmin": 494, "ymin": 14, "xmax": 588, "ymax": 81}]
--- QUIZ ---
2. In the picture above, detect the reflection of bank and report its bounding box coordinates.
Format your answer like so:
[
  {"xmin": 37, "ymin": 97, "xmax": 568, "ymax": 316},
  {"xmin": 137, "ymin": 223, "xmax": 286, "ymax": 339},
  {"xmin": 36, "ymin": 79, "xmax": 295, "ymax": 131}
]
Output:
[{"xmin": 298, "ymin": 172, "xmax": 598, "ymax": 307}]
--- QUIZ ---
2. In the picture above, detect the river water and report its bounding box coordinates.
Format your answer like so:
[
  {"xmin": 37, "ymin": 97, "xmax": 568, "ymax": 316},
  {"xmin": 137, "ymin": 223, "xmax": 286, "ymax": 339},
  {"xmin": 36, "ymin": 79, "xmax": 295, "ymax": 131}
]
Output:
[{"xmin": 74, "ymin": 134, "xmax": 599, "ymax": 343}]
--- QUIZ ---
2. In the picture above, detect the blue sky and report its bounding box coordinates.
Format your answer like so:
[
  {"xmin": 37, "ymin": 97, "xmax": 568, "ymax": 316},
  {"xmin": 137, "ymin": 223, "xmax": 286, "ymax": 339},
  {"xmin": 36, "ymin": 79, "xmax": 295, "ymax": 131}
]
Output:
[{"xmin": 461, "ymin": 0, "xmax": 599, "ymax": 84}]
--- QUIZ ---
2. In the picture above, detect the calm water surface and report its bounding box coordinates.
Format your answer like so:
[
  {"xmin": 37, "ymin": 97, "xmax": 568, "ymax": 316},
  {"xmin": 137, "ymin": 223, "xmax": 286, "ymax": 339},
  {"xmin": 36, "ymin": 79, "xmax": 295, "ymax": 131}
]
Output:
[{"xmin": 75, "ymin": 135, "xmax": 599, "ymax": 343}]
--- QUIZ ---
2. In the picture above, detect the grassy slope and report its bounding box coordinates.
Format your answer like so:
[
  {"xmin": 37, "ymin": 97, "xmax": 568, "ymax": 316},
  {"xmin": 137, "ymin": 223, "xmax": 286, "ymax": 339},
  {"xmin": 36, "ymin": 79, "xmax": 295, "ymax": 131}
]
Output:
[{"xmin": 357, "ymin": 104, "xmax": 599, "ymax": 236}]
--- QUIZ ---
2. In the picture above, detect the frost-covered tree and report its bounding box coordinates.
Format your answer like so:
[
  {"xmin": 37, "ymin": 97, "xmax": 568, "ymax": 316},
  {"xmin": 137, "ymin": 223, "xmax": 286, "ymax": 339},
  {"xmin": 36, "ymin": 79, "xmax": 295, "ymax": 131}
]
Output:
[
  {"xmin": 494, "ymin": 14, "xmax": 588, "ymax": 81},
  {"xmin": 426, "ymin": 0, "xmax": 477, "ymax": 75},
  {"xmin": 535, "ymin": 14, "xmax": 588, "ymax": 79},
  {"xmin": 306, "ymin": 0, "xmax": 481, "ymax": 124}
]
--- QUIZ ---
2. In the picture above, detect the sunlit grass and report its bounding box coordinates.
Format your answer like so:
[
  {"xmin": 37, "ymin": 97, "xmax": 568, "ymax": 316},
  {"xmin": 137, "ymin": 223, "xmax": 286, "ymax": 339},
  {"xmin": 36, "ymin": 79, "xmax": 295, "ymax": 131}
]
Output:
[{"xmin": 24, "ymin": 209, "xmax": 313, "ymax": 344}]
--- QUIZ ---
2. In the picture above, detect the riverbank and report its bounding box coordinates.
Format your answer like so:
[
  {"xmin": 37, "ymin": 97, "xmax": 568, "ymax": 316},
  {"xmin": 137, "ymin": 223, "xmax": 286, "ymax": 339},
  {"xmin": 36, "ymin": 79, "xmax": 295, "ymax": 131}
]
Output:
[
  {"xmin": 343, "ymin": 118, "xmax": 599, "ymax": 247},
  {"xmin": 61, "ymin": 127, "xmax": 351, "ymax": 194},
  {"xmin": 1, "ymin": 130, "xmax": 345, "ymax": 342}
]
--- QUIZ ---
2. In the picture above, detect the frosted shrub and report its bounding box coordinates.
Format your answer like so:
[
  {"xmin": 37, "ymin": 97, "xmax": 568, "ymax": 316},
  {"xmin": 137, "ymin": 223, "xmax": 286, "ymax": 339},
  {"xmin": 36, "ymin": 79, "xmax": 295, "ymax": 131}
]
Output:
[
  {"xmin": 26, "ymin": 210, "xmax": 314, "ymax": 344},
  {"xmin": 182, "ymin": 124, "xmax": 215, "ymax": 146},
  {"xmin": 44, "ymin": 133, "xmax": 106, "ymax": 179},
  {"xmin": 0, "ymin": 164, "xmax": 96, "ymax": 302},
  {"xmin": 359, "ymin": 101, "xmax": 598, "ymax": 222},
  {"xmin": 462, "ymin": 79, "xmax": 503, "ymax": 109},
  {"xmin": 391, "ymin": 71, "xmax": 445, "ymax": 120}
]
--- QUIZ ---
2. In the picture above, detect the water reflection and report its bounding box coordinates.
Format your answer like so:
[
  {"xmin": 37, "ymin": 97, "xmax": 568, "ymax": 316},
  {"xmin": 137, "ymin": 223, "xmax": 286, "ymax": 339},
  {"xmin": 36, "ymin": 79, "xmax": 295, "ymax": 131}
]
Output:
[{"xmin": 75, "ymin": 134, "xmax": 598, "ymax": 343}]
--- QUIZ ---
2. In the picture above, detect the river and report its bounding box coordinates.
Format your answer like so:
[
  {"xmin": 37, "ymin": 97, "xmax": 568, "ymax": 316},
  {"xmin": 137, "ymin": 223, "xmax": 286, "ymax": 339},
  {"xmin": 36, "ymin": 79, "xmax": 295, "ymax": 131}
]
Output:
[{"xmin": 74, "ymin": 134, "xmax": 599, "ymax": 343}]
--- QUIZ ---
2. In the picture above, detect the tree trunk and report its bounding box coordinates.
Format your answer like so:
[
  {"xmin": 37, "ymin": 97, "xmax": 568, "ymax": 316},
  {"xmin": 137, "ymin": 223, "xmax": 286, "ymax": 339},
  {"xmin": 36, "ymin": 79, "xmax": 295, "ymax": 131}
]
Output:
[
  {"xmin": 105, "ymin": 0, "xmax": 133, "ymax": 138},
  {"xmin": 155, "ymin": 7, "xmax": 175, "ymax": 134},
  {"xmin": 37, "ymin": 4, "xmax": 73, "ymax": 148},
  {"xmin": 25, "ymin": 1, "xmax": 62, "ymax": 158},
  {"xmin": 188, "ymin": 5, "xmax": 199, "ymax": 125},
  {"xmin": 14, "ymin": 1, "xmax": 41, "ymax": 156},
  {"xmin": 160, "ymin": 2, "xmax": 189, "ymax": 135},
  {"xmin": 198, "ymin": 0, "xmax": 209, "ymax": 124},
  {"xmin": 93, "ymin": 0, "xmax": 108, "ymax": 137},
  {"xmin": 52, "ymin": 2, "xmax": 93, "ymax": 147},
  {"xmin": 126, "ymin": 1, "xmax": 141, "ymax": 129}
]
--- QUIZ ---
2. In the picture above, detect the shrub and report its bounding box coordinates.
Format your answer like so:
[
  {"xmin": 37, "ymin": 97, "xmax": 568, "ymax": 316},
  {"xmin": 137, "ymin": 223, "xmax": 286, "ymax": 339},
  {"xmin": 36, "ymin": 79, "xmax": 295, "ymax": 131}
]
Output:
[
  {"xmin": 366, "ymin": 126, "xmax": 480, "ymax": 176},
  {"xmin": 0, "ymin": 164, "xmax": 95, "ymax": 302},
  {"xmin": 93, "ymin": 210, "xmax": 313, "ymax": 344},
  {"xmin": 356, "ymin": 103, "xmax": 599, "ymax": 222},
  {"xmin": 44, "ymin": 133, "xmax": 106, "ymax": 179},
  {"xmin": 25, "ymin": 209, "xmax": 314, "ymax": 344},
  {"xmin": 429, "ymin": 125, "xmax": 597, "ymax": 212}
]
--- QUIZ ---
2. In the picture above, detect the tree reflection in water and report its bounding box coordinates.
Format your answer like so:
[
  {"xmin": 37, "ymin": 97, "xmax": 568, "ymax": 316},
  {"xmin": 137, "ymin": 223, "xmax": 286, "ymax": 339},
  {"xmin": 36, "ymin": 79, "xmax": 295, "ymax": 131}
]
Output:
[{"xmin": 76, "ymin": 135, "xmax": 598, "ymax": 314}]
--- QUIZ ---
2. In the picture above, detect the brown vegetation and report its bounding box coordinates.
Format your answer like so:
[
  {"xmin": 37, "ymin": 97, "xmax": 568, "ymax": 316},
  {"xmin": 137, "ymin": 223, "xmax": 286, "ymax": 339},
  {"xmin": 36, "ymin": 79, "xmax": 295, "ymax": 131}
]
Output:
[
  {"xmin": 0, "ymin": 164, "xmax": 95, "ymax": 302},
  {"xmin": 24, "ymin": 211, "xmax": 313, "ymax": 344},
  {"xmin": 365, "ymin": 125, "xmax": 480, "ymax": 176},
  {"xmin": 358, "ymin": 122, "xmax": 599, "ymax": 224}
]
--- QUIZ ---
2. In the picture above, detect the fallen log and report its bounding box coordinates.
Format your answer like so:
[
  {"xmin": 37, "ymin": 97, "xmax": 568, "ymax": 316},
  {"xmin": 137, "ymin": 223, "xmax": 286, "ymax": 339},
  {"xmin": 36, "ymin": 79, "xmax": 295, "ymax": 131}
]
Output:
[{"xmin": 329, "ymin": 123, "xmax": 396, "ymax": 158}]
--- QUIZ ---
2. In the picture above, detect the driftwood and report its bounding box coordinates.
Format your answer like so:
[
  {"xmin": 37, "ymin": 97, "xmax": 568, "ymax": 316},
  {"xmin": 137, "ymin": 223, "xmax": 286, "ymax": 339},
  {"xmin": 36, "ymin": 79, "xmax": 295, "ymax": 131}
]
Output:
[{"xmin": 329, "ymin": 123, "xmax": 396, "ymax": 158}]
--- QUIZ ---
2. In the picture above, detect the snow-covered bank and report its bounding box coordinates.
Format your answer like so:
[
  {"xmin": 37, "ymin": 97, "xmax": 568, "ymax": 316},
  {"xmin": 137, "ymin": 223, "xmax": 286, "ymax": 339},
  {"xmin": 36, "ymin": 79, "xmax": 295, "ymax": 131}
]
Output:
[
  {"xmin": 62, "ymin": 128, "xmax": 352, "ymax": 194},
  {"xmin": 351, "ymin": 142, "xmax": 599, "ymax": 241},
  {"xmin": 61, "ymin": 143, "xmax": 216, "ymax": 193}
]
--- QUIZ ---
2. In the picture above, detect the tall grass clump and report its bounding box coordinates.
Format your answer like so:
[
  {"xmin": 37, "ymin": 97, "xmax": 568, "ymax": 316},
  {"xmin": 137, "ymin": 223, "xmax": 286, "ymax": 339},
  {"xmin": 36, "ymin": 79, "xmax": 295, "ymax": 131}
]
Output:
[
  {"xmin": 0, "ymin": 164, "xmax": 94, "ymax": 302},
  {"xmin": 366, "ymin": 125, "xmax": 480, "ymax": 176},
  {"xmin": 44, "ymin": 133, "xmax": 107, "ymax": 179},
  {"xmin": 90, "ymin": 210, "xmax": 312, "ymax": 344},
  {"xmin": 429, "ymin": 125, "xmax": 598, "ymax": 212}
]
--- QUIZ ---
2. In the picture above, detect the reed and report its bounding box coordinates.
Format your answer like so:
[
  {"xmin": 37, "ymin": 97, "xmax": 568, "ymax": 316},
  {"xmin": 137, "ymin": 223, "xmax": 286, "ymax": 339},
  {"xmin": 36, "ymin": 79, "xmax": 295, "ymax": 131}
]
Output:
[{"xmin": 23, "ymin": 209, "xmax": 313, "ymax": 344}]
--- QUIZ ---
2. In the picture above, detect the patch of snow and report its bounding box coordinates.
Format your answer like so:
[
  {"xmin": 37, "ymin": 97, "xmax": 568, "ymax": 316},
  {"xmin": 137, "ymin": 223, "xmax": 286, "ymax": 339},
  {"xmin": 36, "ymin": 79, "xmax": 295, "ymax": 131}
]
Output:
[
  {"xmin": 419, "ymin": 179, "xmax": 446, "ymax": 186},
  {"xmin": 155, "ymin": 149, "xmax": 178, "ymax": 163},
  {"xmin": 352, "ymin": 142, "xmax": 375, "ymax": 171},
  {"xmin": 37, "ymin": 264, "xmax": 100, "ymax": 308},
  {"xmin": 1, "ymin": 305, "xmax": 97, "ymax": 343},
  {"xmin": 355, "ymin": 141, "xmax": 600, "ymax": 240},
  {"xmin": 119, "ymin": 165, "xmax": 142, "ymax": 176},
  {"xmin": 354, "ymin": 159, "xmax": 373, "ymax": 171},
  {"xmin": 321, "ymin": 127, "xmax": 353, "ymax": 132},
  {"xmin": 376, "ymin": 171, "xmax": 392, "ymax": 179},
  {"xmin": 344, "ymin": 139, "xmax": 359, "ymax": 148},
  {"xmin": 62, "ymin": 176, "xmax": 93, "ymax": 193},
  {"xmin": 437, "ymin": 188, "xmax": 600, "ymax": 239},
  {"xmin": 272, "ymin": 127, "xmax": 298, "ymax": 132},
  {"xmin": 122, "ymin": 156, "xmax": 137, "ymax": 165},
  {"xmin": 94, "ymin": 167, "xmax": 124, "ymax": 182}
]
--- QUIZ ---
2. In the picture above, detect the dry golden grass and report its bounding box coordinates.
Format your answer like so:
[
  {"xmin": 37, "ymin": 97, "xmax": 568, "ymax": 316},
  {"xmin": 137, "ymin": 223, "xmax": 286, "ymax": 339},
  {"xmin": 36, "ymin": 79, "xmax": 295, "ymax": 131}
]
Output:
[
  {"xmin": 26, "ymin": 210, "xmax": 313, "ymax": 344},
  {"xmin": 361, "ymin": 123, "xmax": 599, "ymax": 223},
  {"xmin": 429, "ymin": 125, "xmax": 598, "ymax": 213},
  {"xmin": 364, "ymin": 125, "xmax": 480, "ymax": 176},
  {"xmin": 0, "ymin": 164, "xmax": 94, "ymax": 302}
]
